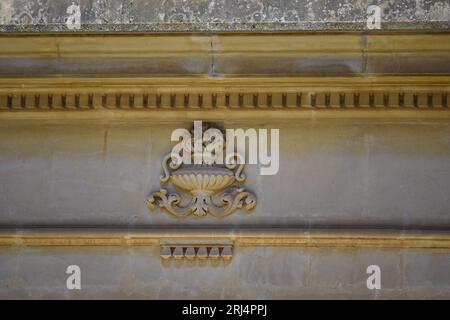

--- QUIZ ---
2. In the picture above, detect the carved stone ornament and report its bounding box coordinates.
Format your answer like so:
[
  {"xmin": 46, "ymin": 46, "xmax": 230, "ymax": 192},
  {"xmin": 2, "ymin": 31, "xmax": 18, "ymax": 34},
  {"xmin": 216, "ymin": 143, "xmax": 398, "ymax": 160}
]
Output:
[
  {"xmin": 147, "ymin": 124, "xmax": 256, "ymax": 218},
  {"xmin": 159, "ymin": 240, "xmax": 234, "ymax": 261}
]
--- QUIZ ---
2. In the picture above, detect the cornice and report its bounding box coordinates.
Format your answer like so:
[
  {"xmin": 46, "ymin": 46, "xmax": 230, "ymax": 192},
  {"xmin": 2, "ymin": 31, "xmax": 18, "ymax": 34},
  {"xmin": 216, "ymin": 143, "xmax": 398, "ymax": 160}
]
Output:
[
  {"xmin": 1, "ymin": 32, "xmax": 450, "ymax": 76},
  {"xmin": 0, "ymin": 76, "xmax": 449, "ymax": 121},
  {"xmin": 0, "ymin": 31, "xmax": 449, "ymax": 119}
]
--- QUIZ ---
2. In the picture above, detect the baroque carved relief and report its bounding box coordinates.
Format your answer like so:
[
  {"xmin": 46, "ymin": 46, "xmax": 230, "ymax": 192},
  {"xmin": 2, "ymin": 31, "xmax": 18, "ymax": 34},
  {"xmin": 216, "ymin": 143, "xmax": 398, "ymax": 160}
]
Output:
[{"xmin": 147, "ymin": 123, "xmax": 256, "ymax": 218}]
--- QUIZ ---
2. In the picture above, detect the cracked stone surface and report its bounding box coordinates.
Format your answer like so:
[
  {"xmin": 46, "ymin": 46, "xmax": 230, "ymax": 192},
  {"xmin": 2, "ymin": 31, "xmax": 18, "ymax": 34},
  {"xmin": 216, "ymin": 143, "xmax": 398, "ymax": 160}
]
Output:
[{"xmin": 0, "ymin": 0, "xmax": 449, "ymax": 32}]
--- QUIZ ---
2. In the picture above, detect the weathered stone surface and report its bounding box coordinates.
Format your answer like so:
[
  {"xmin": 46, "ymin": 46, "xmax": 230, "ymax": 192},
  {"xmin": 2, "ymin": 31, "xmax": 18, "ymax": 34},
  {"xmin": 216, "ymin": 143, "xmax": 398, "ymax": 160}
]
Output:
[
  {"xmin": 0, "ymin": 0, "xmax": 449, "ymax": 32},
  {"xmin": 0, "ymin": 1, "xmax": 448, "ymax": 301},
  {"xmin": 2, "ymin": 33, "xmax": 450, "ymax": 76},
  {"xmin": 0, "ymin": 246, "xmax": 448, "ymax": 299},
  {"xmin": 0, "ymin": 119, "xmax": 449, "ymax": 228}
]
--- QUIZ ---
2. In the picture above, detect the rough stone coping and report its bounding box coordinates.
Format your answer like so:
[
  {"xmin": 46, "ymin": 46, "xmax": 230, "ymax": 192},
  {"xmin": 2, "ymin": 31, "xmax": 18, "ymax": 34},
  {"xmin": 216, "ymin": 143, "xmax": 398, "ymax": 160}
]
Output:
[{"xmin": 0, "ymin": 21, "xmax": 450, "ymax": 33}]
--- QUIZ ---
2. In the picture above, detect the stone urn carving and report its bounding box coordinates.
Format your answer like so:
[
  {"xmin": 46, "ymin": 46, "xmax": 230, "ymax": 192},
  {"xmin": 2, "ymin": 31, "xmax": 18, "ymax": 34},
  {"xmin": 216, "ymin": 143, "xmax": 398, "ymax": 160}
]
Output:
[{"xmin": 146, "ymin": 125, "xmax": 256, "ymax": 218}]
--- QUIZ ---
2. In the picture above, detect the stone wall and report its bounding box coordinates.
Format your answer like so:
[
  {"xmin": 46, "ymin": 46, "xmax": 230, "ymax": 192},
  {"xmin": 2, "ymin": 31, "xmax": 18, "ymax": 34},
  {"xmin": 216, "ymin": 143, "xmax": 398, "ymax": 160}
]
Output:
[
  {"xmin": 0, "ymin": 120, "xmax": 449, "ymax": 228},
  {"xmin": 0, "ymin": 1, "xmax": 449, "ymax": 300},
  {"xmin": 0, "ymin": 118, "xmax": 449, "ymax": 299},
  {"xmin": 1, "ymin": 246, "xmax": 449, "ymax": 299}
]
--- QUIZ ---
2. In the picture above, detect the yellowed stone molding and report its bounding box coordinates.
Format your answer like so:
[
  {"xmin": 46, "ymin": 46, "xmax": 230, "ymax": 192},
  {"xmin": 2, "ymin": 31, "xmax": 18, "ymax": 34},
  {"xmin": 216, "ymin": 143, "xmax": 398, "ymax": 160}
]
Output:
[
  {"xmin": 0, "ymin": 90, "xmax": 448, "ymax": 110},
  {"xmin": 0, "ymin": 32, "xmax": 449, "ymax": 77},
  {"xmin": 0, "ymin": 229, "xmax": 449, "ymax": 249},
  {"xmin": 1, "ymin": 77, "xmax": 450, "ymax": 110},
  {"xmin": 0, "ymin": 76, "xmax": 449, "ymax": 122}
]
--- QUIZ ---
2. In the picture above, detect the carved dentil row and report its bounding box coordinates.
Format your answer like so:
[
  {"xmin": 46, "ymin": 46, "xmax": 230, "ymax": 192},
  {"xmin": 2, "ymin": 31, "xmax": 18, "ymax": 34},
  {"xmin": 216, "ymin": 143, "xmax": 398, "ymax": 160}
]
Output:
[
  {"xmin": 1, "ymin": 92, "xmax": 449, "ymax": 109},
  {"xmin": 161, "ymin": 246, "xmax": 233, "ymax": 261}
]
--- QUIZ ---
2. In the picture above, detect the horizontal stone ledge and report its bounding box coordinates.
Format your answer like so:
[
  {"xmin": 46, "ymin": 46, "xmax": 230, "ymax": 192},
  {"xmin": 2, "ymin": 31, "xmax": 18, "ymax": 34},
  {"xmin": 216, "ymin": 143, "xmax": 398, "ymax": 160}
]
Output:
[
  {"xmin": 1, "ymin": 93, "xmax": 448, "ymax": 110},
  {"xmin": 1, "ymin": 32, "xmax": 450, "ymax": 76},
  {"xmin": 0, "ymin": 228, "xmax": 449, "ymax": 249},
  {"xmin": 1, "ymin": 76, "xmax": 449, "ymax": 111},
  {"xmin": 1, "ymin": 109, "xmax": 450, "ymax": 123},
  {"xmin": 2, "ymin": 76, "xmax": 450, "ymax": 89},
  {"xmin": 2, "ymin": 22, "xmax": 450, "ymax": 33}
]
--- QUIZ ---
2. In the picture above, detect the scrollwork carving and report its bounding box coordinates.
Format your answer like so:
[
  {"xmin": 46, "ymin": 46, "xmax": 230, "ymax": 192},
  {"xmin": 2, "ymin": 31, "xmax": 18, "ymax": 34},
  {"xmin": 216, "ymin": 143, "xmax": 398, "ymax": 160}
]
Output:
[{"xmin": 147, "ymin": 124, "xmax": 257, "ymax": 218}]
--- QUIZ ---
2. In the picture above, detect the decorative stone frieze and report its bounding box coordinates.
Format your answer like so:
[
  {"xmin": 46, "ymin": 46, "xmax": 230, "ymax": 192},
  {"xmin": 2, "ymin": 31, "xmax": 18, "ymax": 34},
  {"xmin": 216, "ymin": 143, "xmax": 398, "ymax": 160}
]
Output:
[{"xmin": 1, "ymin": 91, "xmax": 449, "ymax": 110}]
